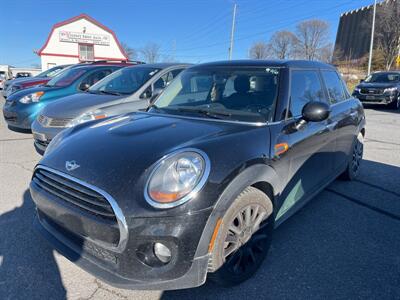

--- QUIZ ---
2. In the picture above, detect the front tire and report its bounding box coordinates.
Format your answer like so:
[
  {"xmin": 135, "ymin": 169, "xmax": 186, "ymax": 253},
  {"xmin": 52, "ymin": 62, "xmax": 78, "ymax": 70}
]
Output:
[
  {"xmin": 341, "ymin": 132, "xmax": 364, "ymax": 181},
  {"xmin": 208, "ymin": 187, "xmax": 274, "ymax": 287},
  {"xmin": 388, "ymin": 97, "xmax": 400, "ymax": 110}
]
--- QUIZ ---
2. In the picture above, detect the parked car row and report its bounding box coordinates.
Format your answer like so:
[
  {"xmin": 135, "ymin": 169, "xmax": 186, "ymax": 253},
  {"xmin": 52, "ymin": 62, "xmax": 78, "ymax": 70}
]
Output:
[
  {"xmin": 2, "ymin": 60, "xmax": 142, "ymax": 132},
  {"xmin": 2, "ymin": 64, "xmax": 70, "ymax": 98},
  {"xmin": 4, "ymin": 59, "xmax": 367, "ymax": 290}
]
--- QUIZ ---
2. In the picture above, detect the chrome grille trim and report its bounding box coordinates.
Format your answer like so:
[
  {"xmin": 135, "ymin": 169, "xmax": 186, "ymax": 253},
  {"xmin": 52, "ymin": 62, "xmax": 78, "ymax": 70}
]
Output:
[
  {"xmin": 37, "ymin": 115, "xmax": 72, "ymax": 128},
  {"xmin": 360, "ymin": 88, "xmax": 383, "ymax": 95},
  {"xmin": 34, "ymin": 165, "xmax": 128, "ymax": 252}
]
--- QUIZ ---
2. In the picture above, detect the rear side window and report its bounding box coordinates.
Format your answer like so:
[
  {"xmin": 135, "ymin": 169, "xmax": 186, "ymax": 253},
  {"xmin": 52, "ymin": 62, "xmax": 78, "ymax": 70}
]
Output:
[
  {"xmin": 321, "ymin": 71, "xmax": 346, "ymax": 104},
  {"xmin": 289, "ymin": 70, "xmax": 324, "ymax": 117},
  {"xmin": 80, "ymin": 69, "xmax": 113, "ymax": 89}
]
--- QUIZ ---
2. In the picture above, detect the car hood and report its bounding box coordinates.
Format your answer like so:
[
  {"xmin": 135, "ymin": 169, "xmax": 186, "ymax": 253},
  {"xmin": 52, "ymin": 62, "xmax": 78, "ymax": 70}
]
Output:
[
  {"xmin": 42, "ymin": 93, "xmax": 126, "ymax": 119},
  {"xmin": 357, "ymin": 82, "xmax": 398, "ymax": 89},
  {"xmin": 39, "ymin": 112, "xmax": 269, "ymax": 216},
  {"xmin": 6, "ymin": 77, "xmax": 31, "ymax": 85},
  {"xmin": 7, "ymin": 85, "xmax": 63, "ymax": 101}
]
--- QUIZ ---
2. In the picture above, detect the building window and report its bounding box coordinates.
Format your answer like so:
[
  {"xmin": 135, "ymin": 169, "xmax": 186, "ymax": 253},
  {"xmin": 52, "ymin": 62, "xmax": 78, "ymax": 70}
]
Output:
[{"xmin": 79, "ymin": 44, "xmax": 94, "ymax": 61}]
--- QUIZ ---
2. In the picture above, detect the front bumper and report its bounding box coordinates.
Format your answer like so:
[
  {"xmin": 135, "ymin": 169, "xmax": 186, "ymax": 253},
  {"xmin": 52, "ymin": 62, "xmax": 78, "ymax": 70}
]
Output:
[
  {"xmin": 353, "ymin": 93, "xmax": 398, "ymax": 105},
  {"xmin": 31, "ymin": 119, "xmax": 63, "ymax": 154},
  {"xmin": 30, "ymin": 168, "xmax": 213, "ymax": 290},
  {"xmin": 2, "ymin": 101, "xmax": 38, "ymax": 130}
]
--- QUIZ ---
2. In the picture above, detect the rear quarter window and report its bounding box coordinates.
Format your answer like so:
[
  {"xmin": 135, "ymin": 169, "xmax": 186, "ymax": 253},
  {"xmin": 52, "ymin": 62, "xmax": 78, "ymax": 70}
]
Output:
[{"xmin": 321, "ymin": 70, "xmax": 346, "ymax": 104}]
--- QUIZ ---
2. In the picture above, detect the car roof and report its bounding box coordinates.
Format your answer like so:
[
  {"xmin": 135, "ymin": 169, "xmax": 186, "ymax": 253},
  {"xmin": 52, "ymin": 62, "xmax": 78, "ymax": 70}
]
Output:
[
  {"xmin": 190, "ymin": 59, "xmax": 336, "ymax": 70},
  {"xmin": 122, "ymin": 62, "xmax": 192, "ymax": 70},
  {"xmin": 371, "ymin": 71, "xmax": 400, "ymax": 74}
]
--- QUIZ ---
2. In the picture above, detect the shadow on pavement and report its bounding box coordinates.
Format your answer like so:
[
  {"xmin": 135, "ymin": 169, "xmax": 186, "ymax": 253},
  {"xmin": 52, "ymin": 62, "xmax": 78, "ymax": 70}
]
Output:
[
  {"xmin": 0, "ymin": 190, "xmax": 66, "ymax": 299},
  {"xmin": 6, "ymin": 125, "xmax": 32, "ymax": 134},
  {"xmin": 162, "ymin": 159, "xmax": 400, "ymax": 299},
  {"xmin": 363, "ymin": 104, "xmax": 400, "ymax": 114}
]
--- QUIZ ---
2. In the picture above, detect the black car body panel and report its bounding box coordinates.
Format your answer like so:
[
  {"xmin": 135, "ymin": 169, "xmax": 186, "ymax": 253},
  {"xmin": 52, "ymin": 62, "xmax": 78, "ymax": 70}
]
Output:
[{"xmin": 30, "ymin": 60, "xmax": 366, "ymax": 290}]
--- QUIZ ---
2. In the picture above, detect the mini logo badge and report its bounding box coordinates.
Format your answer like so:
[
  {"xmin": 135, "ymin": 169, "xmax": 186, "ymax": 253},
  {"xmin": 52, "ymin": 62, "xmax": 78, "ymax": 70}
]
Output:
[{"xmin": 65, "ymin": 160, "xmax": 80, "ymax": 171}]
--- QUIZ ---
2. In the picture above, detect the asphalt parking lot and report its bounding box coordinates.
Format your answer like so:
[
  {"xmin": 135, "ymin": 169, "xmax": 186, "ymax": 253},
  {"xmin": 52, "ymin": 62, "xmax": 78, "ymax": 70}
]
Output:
[{"xmin": 0, "ymin": 95, "xmax": 399, "ymax": 300}]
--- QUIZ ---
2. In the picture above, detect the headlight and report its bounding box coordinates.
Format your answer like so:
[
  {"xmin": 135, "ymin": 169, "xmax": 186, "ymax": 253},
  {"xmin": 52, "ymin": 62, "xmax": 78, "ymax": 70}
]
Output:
[
  {"xmin": 145, "ymin": 149, "xmax": 211, "ymax": 208},
  {"xmin": 67, "ymin": 110, "xmax": 107, "ymax": 127},
  {"xmin": 353, "ymin": 87, "xmax": 361, "ymax": 93},
  {"xmin": 19, "ymin": 91, "xmax": 44, "ymax": 103},
  {"xmin": 383, "ymin": 87, "xmax": 397, "ymax": 94}
]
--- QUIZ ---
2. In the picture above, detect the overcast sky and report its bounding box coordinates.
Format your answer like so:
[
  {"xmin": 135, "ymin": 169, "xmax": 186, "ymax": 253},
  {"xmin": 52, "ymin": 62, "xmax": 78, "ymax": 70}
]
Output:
[{"xmin": 1, "ymin": 0, "xmax": 374, "ymax": 67}]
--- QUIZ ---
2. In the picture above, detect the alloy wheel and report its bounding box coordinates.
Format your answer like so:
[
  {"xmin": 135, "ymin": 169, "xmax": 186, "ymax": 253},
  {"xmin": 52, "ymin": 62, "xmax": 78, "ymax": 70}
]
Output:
[
  {"xmin": 223, "ymin": 204, "xmax": 270, "ymax": 275},
  {"xmin": 351, "ymin": 135, "xmax": 364, "ymax": 175}
]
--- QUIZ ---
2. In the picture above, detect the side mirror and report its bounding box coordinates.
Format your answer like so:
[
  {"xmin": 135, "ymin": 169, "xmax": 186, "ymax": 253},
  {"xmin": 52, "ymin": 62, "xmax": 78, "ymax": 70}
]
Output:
[
  {"xmin": 140, "ymin": 89, "xmax": 152, "ymax": 99},
  {"xmin": 79, "ymin": 82, "xmax": 90, "ymax": 91},
  {"xmin": 302, "ymin": 101, "xmax": 330, "ymax": 122},
  {"xmin": 150, "ymin": 88, "xmax": 163, "ymax": 102}
]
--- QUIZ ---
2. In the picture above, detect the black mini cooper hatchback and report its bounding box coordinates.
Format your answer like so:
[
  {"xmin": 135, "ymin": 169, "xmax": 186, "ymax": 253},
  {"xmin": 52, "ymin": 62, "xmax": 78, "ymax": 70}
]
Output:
[{"xmin": 30, "ymin": 60, "xmax": 365, "ymax": 290}]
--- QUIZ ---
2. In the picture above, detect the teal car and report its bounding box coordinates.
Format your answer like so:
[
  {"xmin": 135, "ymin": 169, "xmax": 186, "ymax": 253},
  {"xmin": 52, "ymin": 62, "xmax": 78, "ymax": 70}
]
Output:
[{"xmin": 3, "ymin": 62, "xmax": 131, "ymax": 130}]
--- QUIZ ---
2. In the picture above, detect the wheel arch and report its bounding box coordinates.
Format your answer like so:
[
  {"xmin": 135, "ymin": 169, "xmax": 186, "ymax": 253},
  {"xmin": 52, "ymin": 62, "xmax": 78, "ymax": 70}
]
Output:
[{"xmin": 194, "ymin": 163, "xmax": 281, "ymax": 260}]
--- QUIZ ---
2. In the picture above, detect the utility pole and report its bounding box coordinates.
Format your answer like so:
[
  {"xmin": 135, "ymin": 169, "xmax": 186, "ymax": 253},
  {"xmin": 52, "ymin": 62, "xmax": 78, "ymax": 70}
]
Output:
[
  {"xmin": 368, "ymin": 0, "xmax": 377, "ymax": 75},
  {"xmin": 172, "ymin": 39, "xmax": 176, "ymax": 62},
  {"xmin": 228, "ymin": 3, "xmax": 237, "ymax": 60}
]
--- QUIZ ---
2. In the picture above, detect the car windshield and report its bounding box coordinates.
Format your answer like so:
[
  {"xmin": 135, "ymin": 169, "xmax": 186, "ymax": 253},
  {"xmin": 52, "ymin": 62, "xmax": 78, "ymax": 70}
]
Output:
[
  {"xmin": 364, "ymin": 72, "xmax": 400, "ymax": 83},
  {"xmin": 46, "ymin": 67, "xmax": 89, "ymax": 87},
  {"xmin": 0, "ymin": 72, "xmax": 5, "ymax": 79},
  {"xmin": 151, "ymin": 66, "xmax": 280, "ymax": 123},
  {"xmin": 36, "ymin": 65, "xmax": 67, "ymax": 78},
  {"xmin": 89, "ymin": 66, "xmax": 161, "ymax": 95}
]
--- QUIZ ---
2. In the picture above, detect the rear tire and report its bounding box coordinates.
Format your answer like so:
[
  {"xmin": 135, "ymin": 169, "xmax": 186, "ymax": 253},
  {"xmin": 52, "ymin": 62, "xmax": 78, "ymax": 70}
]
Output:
[
  {"xmin": 208, "ymin": 187, "xmax": 274, "ymax": 287},
  {"xmin": 340, "ymin": 132, "xmax": 364, "ymax": 181}
]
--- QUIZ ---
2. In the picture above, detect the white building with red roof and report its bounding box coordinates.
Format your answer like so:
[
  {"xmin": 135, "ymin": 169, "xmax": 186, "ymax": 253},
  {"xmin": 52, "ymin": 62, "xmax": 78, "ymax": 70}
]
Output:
[{"xmin": 36, "ymin": 14, "xmax": 128, "ymax": 70}]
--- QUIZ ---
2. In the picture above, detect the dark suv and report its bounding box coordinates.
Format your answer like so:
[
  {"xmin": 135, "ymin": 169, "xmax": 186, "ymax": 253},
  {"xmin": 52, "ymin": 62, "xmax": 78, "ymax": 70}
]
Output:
[
  {"xmin": 30, "ymin": 60, "xmax": 365, "ymax": 290},
  {"xmin": 352, "ymin": 71, "xmax": 400, "ymax": 109}
]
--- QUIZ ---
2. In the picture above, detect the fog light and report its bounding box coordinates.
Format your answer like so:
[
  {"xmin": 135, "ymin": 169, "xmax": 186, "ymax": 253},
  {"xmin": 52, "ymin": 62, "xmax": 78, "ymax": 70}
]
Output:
[{"xmin": 153, "ymin": 242, "xmax": 171, "ymax": 263}]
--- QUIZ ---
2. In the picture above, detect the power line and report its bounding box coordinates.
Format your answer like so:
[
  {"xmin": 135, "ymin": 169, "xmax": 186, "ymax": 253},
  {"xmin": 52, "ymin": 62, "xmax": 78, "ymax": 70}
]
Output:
[{"xmin": 169, "ymin": 0, "xmax": 356, "ymax": 53}]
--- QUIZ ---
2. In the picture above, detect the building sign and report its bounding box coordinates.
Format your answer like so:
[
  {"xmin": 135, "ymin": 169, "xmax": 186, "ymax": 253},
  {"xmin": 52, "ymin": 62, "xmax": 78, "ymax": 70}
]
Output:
[{"xmin": 59, "ymin": 31, "xmax": 110, "ymax": 46}]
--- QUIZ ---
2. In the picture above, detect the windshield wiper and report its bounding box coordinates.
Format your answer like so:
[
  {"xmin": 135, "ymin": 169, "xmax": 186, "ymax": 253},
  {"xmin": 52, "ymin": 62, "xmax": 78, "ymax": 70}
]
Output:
[
  {"xmin": 175, "ymin": 107, "xmax": 232, "ymax": 119},
  {"xmin": 99, "ymin": 90, "xmax": 122, "ymax": 96}
]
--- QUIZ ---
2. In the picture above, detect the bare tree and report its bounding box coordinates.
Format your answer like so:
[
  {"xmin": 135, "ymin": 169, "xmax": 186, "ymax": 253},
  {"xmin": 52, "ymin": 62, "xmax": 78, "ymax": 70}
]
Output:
[
  {"xmin": 140, "ymin": 43, "xmax": 161, "ymax": 63},
  {"xmin": 267, "ymin": 31, "xmax": 297, "ymax": 59},
  {"xmin": 121, "ymin": 42, "xmax": 137, "ymax": 61},
  {"xmin": 375, "ymin": 2, "xmax": 400, "ymax": 70},
  {"xmin": 317, "ymin": 43, "xmax": 334, "ymax": 63},
  {"xmin": 294, "ymin": 19, "xmax": 330, "ymax": 60},
  {"xmin": 248, "ymin": 41, "xmax": 270, "ymax": 59}
]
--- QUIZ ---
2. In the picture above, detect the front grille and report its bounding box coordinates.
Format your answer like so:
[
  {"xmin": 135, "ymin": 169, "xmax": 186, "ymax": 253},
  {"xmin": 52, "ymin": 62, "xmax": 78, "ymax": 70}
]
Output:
[
  {"xmin": 360, "ymin": 88, "xmax": 383, "ymax": 95},
  {"xmin": 3, "ymin": 111, "xmax": 17, "ymax": 122},
  {"xmin": 32, "ymin": 168, "xmax": 117, "ymax": 221},
  {"xmin": 49, "ymin": 117, "xmax": 72, "ymax": 128},
  {"xmin": 38, "ymin": 115, "xmax": 72, "ymax": 128}
]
